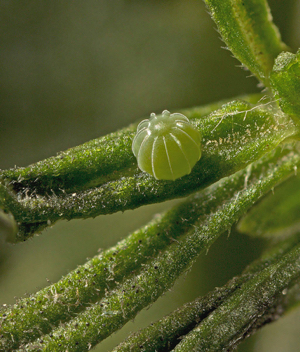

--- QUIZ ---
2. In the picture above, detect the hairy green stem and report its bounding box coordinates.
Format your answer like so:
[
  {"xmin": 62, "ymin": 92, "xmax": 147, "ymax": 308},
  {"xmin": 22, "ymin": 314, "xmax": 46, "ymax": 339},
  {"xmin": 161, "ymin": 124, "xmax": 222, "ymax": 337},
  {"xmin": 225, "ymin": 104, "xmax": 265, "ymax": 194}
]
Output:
[
  {"xmin": 173, "ymin": 241, "xmax": 300, "ymax": 351},
  {"xmin": 0, "ymin": 170, "xmax": 236, "ymax": 350},
  {"xmin": 1, "ymin": 97, "xmax": 296, "ymax": 241},
  {"xmin": 0, "ymin": 95, "xmax": 262, "ymax": 197},
  {"xmin": 12, "ymin": 145, "xmax": 300, "ymax": 352},
  {"xmin": 113, "ymin": 231, "xmax": 300, "ymax": 352}
]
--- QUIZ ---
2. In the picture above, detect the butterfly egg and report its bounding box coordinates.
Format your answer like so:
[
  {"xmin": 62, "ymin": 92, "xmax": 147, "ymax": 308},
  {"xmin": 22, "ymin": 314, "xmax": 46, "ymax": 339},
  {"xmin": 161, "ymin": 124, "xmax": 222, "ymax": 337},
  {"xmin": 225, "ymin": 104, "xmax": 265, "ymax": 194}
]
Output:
[{"xmin": 132, "ymin": 110, "xmax": 202, "ymax": 180}]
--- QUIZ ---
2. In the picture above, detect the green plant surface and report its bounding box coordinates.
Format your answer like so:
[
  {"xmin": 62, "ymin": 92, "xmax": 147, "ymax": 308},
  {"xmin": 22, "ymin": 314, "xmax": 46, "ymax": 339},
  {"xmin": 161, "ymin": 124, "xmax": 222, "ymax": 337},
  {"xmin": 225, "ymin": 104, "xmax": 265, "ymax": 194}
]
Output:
[
  {"xmin": 270, "ymin": 50, "xmax": 300, "ymax": 123},
  {"xmin": 4, "ymin": 144, "xmax": 299, "ymax": 351},
  {"xmin": 202, "ymin": 0, "xmax": 288, "ymax": 86},
  {"xmin": 1, "ymin": 96, "xmax": 297, "ymax": 242},
  {"xmin": 0, "ymin": 95, "xmax": 284, "ymax": 200},
  {"xmin": 173, "ymin": 240, "xmax": 300, "ymax": 352},
  {"xmin": 0, "ymin": 97, "xmax": 233, "ymax": 197},
  {"xmin": 112, "ymin": 230, "xmax": 300, "ymax": 352},
  {"xmin": 238, "ymin": 175, "xmax": 300, "ymax": 238},
  {"xmin": 1, "ymin": 1, "xmax": 300, "ymax": 352}
]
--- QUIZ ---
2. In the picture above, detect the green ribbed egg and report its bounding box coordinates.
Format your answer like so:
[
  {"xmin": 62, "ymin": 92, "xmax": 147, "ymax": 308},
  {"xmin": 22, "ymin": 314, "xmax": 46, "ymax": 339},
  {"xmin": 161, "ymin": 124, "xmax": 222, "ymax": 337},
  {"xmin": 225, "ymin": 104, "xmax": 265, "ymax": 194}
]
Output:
[{"xmin": 132, "ymin": 110, "xmax": 201, "ymax": 180}]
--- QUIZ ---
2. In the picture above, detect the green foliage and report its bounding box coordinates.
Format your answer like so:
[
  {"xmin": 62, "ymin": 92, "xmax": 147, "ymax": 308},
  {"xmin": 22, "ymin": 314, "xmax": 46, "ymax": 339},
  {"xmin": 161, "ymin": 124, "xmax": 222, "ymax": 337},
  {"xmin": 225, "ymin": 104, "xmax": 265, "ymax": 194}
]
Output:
[
  {"xmin": 270, "ymin": 50, "xmax": 300, "ymax": 122},
  {"xmin": 1, "ymin": 144, "xmax": 299, "ymax": 351},
  {"xmin": 1, "ymin": 1, "xmax": 300, "ymax": 351},
  {"xmin": 202, "ymin": 0, "xmax": 287, "ymax": 85},
  {"xmin": 113, "ymin": 231, "xmax": 300, "ymax": 352}
]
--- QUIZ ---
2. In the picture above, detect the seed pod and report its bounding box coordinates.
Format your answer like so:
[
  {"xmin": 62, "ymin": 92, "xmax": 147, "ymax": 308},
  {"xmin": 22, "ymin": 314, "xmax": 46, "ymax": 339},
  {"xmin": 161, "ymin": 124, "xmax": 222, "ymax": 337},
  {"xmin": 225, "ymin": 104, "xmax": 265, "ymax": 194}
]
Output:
[{"xmin": 132, "ymin": 110, "xmax": 201, "ymax": 180}]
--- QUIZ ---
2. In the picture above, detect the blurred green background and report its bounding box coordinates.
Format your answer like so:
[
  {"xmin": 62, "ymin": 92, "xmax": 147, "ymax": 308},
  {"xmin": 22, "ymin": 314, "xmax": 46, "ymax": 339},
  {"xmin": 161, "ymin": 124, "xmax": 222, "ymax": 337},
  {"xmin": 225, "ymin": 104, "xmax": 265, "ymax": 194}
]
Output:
[{"xmin": 0, "ymin": 1, "xmax": 300, "ymax": 351}]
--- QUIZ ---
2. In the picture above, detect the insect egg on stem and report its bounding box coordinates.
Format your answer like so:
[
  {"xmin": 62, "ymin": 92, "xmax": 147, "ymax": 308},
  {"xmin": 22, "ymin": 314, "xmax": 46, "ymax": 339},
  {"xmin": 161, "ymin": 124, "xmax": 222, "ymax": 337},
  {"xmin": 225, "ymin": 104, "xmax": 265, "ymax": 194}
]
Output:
[{"xmin": 132, "ymin": 110, "xmax": 202, "ymax": 180}]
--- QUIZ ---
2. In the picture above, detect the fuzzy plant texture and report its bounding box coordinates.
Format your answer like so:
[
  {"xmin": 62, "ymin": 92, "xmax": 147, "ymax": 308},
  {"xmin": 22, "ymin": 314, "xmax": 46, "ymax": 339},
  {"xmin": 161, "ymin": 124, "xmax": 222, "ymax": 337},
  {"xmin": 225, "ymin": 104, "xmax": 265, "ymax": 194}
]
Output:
[{"xmin": 1, "ymin": 1, "xmax": 300, "ymax": 351}]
